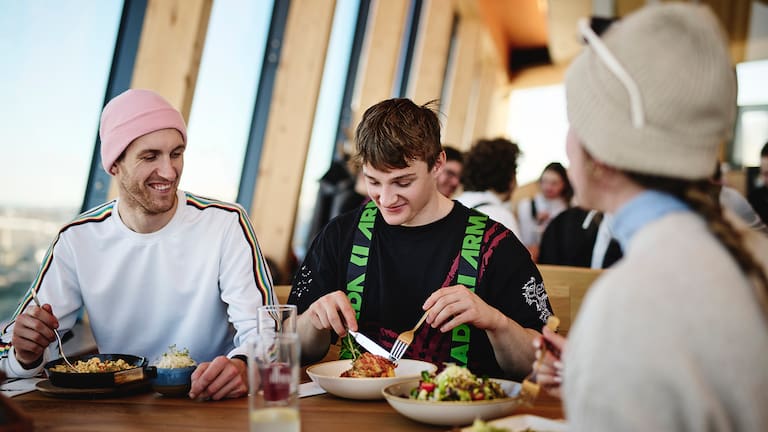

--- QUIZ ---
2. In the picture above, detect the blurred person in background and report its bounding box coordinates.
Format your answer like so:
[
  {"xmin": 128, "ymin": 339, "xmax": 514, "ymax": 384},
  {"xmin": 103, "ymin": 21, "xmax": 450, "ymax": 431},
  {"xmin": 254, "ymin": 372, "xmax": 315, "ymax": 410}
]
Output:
[
  {"xmin": 712, "ymin": 162, "xmax": 768, "ymax": 234},
  {"xmin": 456, "ymin": 137, "xmax": 522, "ymax": 239},
  {"xmin": 538, "ymin": 207, "xmax": 622, "ymax": 269},
  {"xmin": 517, "ymin": 162, "xmax": 573, "ymax": 261},
  {"xmin": 748, "ymin": 142, "xmax": 768, "ymax": 224},
  {"xmin": 534, "ymin": 4, "xmax": 768, "ymax": 430},
  {"xmin": 436, "ymin": 145, "xmax": 464, "ymax": 198}
]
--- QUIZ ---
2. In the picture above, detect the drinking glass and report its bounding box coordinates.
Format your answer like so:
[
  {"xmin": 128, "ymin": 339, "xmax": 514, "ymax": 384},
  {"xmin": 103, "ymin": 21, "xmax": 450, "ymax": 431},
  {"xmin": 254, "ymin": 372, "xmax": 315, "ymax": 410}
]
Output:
[
  {"xmin": 248, "ymin": 333, "xmax": 301, "ymax": 432},
  {"xmin": 257, "ymin": 304, "xmax": 297, "ymax": 335}
]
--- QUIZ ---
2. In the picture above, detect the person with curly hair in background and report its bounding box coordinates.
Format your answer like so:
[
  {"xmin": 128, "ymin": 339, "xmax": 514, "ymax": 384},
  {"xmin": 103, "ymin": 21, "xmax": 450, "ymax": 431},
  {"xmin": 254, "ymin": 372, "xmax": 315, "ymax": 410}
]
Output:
[{"xmin": 456, "ymin": 138, "xmax": 522, "ymax": 239}]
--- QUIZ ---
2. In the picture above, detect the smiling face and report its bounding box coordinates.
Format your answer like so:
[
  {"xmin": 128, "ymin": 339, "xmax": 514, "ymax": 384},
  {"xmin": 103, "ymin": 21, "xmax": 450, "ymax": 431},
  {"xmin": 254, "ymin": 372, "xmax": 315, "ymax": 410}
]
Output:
[
  {"xmin": 112, "ymin": 128, "xmax": 185, "ymax": 225},
  {"xmin": 363, "ymin": 157, "xmax": 444, "ymax": 227}
]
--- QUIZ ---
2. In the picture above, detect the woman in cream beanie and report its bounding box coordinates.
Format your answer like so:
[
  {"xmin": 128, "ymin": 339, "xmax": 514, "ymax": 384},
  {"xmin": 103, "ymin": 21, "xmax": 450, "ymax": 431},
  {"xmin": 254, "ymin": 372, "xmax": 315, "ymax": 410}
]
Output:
[{"xmin": 535, "ymin": 3, "xmax": 768, "ymax": 430}]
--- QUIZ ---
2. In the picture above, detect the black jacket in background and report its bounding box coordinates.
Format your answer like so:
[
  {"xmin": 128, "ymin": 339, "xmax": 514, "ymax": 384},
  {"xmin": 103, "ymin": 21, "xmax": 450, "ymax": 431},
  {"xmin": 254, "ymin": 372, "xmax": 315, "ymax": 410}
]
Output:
[{"xmin": 538, "ymin": 207, "xmax": 622, "ymax": 269}]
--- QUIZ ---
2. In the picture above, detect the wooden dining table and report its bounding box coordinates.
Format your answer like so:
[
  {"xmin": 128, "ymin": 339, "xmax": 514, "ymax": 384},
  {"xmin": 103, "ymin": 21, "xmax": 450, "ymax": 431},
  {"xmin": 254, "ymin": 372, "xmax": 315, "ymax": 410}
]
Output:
[{"xmin": 13, "ymin": 381, "xmax": 564, "ymax": 431}]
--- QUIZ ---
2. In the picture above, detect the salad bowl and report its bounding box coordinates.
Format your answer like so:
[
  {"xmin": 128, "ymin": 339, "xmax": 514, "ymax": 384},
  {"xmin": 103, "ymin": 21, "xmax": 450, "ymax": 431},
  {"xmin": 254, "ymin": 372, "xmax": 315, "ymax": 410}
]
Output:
[
  {"xmin": 306, "ymin": 359, "xmax": 436, "ymax": 400},
  {"xmin": 382, "ymin": 378, "xmax": 523, "ymax": 426}
]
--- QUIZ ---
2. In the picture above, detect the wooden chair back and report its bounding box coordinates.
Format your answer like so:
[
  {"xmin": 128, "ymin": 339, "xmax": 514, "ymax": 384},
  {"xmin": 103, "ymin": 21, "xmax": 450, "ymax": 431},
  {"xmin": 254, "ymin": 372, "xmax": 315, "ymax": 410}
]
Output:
[
  {"xmin": 537, "ymin": 264, "xmax": 603, "ymax": 335},
  {"xmin": 275, "ymin": 285, "xmax": 292, "ymax": 304}
]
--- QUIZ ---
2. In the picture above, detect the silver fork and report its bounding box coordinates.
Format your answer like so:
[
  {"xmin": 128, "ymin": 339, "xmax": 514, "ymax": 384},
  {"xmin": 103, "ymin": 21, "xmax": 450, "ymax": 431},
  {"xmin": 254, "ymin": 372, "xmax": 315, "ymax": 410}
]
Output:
[
  {"xmin": 29, "ymin": 291, "xmax": 76, "ymax": 371},
  {"xmin": 389, "ymin": 309, "xmax": 430, "ymax": 362}
]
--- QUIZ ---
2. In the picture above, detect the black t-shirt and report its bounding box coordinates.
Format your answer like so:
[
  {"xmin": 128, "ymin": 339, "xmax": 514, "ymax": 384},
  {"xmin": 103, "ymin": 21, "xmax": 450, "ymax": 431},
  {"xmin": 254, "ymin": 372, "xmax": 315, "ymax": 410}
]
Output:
[{"xmin": 290, "ymin": 201, "xmax": 551, "ymax": 378}]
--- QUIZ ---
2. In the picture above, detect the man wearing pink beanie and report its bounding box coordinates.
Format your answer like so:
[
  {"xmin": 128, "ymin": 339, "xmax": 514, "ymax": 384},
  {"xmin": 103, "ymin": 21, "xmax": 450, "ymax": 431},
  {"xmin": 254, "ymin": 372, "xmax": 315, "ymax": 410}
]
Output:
[{"xmin": 1, "ymin": 89, "xmax": 276, "ymax": 401}]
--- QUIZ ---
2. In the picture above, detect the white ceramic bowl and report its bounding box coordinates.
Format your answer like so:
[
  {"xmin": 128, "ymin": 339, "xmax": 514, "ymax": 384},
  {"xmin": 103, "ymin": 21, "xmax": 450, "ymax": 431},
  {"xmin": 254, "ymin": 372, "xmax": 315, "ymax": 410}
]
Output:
[
  {"xmin": 382, "ymin": 378, "xmax": 523, "ymax": 427},
  {"xmin": 458, "ymin": 414, "xmax": 567, "ymax": 432},
  {"xmin": 306, "ymin": 359, "xmax": 436, "ymax": 400}
]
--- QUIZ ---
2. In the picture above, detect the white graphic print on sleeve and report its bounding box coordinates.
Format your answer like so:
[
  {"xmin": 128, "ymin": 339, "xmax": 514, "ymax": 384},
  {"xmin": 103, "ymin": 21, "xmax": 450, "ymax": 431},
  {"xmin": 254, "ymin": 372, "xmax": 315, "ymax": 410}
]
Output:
[
  {"xmin": 522, "ymin": 277, "xmax": 552, "ymax": 323},
  {"xmin": 293, "ymin": 265, "xmax": 312, "ymax": 298}
]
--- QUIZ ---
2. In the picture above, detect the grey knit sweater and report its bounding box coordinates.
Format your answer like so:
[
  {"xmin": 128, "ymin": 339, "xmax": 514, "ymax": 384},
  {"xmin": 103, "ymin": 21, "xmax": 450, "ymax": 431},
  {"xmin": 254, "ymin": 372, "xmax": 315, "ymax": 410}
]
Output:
[{"xmin": 564, "ymin": 211, "xmax": 768, "ymax": 431}]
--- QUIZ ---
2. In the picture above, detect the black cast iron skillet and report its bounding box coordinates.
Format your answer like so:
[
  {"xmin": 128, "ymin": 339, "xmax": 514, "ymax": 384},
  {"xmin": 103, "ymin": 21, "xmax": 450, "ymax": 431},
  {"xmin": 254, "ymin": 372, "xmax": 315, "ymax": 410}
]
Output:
[{"xmin": 44, "ymin": 353, "xmax": 157, "ymax": 389}]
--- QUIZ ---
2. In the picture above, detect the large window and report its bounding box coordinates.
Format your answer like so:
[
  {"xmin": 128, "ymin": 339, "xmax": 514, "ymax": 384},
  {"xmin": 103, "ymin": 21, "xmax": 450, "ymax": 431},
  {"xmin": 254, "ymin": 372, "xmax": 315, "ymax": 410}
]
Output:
[
  {"xmin": 181, "ymin": 0, "xmax": 274, "ymax": 202},
  {"xmin": 731, "ymin": 60, "xmax": 768, "ymax": 169},
  {"xmin": 0, "ymin": 1, "xmax": 124, "ymax": 321},
  {"xmin": 507, "ymin": 85, "xmax": 569, "ymax": 185},
  {"xmin": 292, "ymin": 0, "xmax": 363, "ymax": 260}
]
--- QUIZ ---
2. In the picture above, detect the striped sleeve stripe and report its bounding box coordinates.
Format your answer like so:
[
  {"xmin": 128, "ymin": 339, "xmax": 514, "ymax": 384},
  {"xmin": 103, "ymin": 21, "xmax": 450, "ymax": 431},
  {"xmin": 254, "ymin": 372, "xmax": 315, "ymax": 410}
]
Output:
[
  {"xmin": 185, "ymin": 193, "xmax": 275, "ymax": 305},
  {"xmin": 2, "ymin": 202, "xmax": 116, "ymax": 334}
]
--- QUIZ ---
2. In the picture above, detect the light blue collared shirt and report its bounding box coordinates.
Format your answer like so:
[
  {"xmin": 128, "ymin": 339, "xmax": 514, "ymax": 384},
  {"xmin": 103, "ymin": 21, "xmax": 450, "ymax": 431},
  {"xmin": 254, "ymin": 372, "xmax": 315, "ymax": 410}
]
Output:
[{"xmin": 610, "ymin": 190, "xmax": 691, "ymax": 252}]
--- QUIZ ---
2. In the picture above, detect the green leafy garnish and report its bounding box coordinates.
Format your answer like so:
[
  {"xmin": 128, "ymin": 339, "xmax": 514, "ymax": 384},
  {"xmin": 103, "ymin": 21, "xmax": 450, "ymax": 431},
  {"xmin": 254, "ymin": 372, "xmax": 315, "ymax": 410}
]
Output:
[{"xmin": 342, "ymin": 333, "xmax": 361, "ymax": 360}]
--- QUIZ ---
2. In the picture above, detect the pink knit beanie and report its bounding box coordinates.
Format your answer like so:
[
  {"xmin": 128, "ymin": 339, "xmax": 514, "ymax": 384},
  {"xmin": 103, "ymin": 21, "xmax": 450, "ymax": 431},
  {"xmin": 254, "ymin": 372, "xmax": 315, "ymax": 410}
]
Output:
[{"xmin": 99, "ymin": 89, "xmax": 187, "ymax": 174}]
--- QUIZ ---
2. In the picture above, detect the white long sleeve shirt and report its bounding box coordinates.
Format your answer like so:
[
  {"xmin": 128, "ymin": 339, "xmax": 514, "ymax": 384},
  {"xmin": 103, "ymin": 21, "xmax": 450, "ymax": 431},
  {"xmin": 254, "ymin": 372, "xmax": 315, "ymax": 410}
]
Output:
[{"xmin": 1, "ymin": 190, "xmax": 275, "ymax": 377}]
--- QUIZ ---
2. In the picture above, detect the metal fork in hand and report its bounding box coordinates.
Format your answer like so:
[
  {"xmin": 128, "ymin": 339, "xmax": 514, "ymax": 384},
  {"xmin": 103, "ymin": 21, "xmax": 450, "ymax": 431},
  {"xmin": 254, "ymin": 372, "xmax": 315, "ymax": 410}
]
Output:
[
  {"xmin": 389, "ymin": 309, "xmax": 430, "ymax": 362},
  {"xmin": 29, "ymin": 291, "xmax": 76, "ymax": 371}
]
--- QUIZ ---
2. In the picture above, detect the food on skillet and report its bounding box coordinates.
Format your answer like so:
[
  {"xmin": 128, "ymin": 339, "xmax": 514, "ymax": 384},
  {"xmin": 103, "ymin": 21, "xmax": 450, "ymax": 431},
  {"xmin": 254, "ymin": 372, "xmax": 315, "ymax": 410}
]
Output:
[
  {"xmin": 340, "ymin": 352, "xmax": 396, "ymax": 378},
  {"xmin": 410, "ymin": 364, "xmax": 507, "ymax": 401},
  {"xmin": 155, "ymin": 344, "xmax": 196, "ymax": 368},
  {"xmin": 49, "ymin": 356, "xmax": 134, "ymax": 373}
]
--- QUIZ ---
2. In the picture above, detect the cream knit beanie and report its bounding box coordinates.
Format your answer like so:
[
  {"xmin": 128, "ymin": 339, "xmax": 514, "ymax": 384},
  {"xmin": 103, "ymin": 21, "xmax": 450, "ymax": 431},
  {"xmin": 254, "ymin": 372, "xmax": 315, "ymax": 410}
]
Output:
[{"xmin": 566, "ymin": 3, "xmax": 736, "ymax": 180}]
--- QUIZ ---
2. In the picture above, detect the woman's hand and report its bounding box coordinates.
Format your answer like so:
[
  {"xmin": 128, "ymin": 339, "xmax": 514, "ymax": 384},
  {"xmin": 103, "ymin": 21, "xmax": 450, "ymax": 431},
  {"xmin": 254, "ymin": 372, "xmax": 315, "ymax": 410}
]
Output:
[{"xmin": 533, "ymin": 325, "xmax": 567, "ymax": 399}]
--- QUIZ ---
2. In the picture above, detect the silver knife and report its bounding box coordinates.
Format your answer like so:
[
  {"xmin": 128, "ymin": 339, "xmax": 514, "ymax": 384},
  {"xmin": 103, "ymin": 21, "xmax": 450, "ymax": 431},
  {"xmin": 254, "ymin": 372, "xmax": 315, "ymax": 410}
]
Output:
[{"xmin": 347, "ymin": 330, "xmax": 393, "ymax": 360}]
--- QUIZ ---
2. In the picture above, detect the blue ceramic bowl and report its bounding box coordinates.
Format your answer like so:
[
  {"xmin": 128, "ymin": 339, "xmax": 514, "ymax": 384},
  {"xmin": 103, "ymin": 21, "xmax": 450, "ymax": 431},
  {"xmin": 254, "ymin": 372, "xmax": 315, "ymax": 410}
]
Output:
[{"xmin": 151, "ymin": 366, "xmax": 196, "ymax": 396}]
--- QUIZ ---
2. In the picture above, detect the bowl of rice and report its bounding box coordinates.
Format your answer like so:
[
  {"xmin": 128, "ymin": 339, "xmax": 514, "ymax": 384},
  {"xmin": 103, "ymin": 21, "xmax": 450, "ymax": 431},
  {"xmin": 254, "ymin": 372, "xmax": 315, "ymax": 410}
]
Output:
[{"xmin": 151, "ymin": 345, "xmax": 197, "ymax": 396}]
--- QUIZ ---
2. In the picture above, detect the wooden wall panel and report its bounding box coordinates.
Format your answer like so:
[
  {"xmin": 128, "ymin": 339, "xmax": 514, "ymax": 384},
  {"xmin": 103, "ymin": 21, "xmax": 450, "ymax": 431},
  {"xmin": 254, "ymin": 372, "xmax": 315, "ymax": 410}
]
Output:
[
  {"xmin": 484, "ymin": 84, "xmax": 512, "ymax": 142},
  {"xmin": 615, "ymin": 0, "xmax": 644, "ymax": 17},
  {"xmin": 351, "ymin": 0, "xmax": 409, "ymax": 132},
  {"xmin": 468, "ymin": 45, "xmax": 503, "ymax": 144},
  {"xmin": 616, "ymin": 0, "xmax": 753, "ymax": 63},
  {"xmin": 249, "ymin": 0, "xmax": 336, "ymax": 274},
  {"xmin": 704, "ymin": 0, "xmax": 752, "ymax": 63},
  {"xmin": 442, "ymin": 17, "xmax": 481, "ymax": 150},
  {"xmin": 108, "ymin": 0, "xmax": 212, "ymax": 199},
  {"xmin": 407, "ymin": 0, "xmax": 454, "ymax": 105},
  {"xmin": 131, "ymin": 0, "xmax": 212, "ymax": 117},
  {"xmin": 547, "ymin": 0, "xmax": 591, "ymax": 64}
]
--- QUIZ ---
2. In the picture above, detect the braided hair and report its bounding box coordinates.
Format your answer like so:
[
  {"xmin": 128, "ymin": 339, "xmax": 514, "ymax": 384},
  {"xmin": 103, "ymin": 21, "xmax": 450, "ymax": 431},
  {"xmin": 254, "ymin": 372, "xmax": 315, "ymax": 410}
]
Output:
[{"xmin": 627, "ymin": 172, "xmax": 768, "ymax": 317}]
